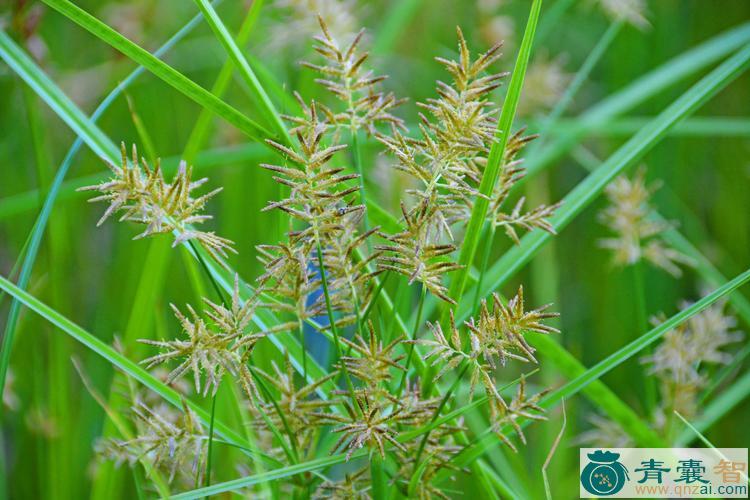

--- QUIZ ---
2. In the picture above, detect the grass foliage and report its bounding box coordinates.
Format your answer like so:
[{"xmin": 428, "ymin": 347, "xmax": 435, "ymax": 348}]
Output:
[{"xmin": 1, "ymin": 0, "xmax": 749, "ymax": 498}]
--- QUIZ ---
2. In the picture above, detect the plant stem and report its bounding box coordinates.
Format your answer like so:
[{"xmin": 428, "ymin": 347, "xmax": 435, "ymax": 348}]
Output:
[
  {"xmin": 204, "ymin": 391, "xmax": 218, "ymax": 491},
  {"xmin": 398, "ymin": 285, "xmax": 427, "ymax": 395},
  {"xmin": 631, "ymin": 261, "xmax": 657, "ymax": 414},
  {"xmin": 472, "ymin": 222, "xmax": 497, "ymax": 312},
  {"xmin": 315, "ymin": 241, "xmax": 359, "ymax": 413},
  {"xmin": 350, "ymin": 129, "xmax": 372, "ymax": 246},
  {"xmin": 413, "ymin": 362, "xmax": 470, "ymax": 469}
]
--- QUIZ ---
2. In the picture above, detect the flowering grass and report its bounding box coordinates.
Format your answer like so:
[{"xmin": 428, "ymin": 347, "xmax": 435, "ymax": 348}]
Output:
[{"xmin": 1, "ymin": 0, "xmax": 750, "ymax": 498}]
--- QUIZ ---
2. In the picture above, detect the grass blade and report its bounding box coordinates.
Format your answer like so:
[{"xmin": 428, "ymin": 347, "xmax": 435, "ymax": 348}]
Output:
[
  {"xmin": 447, "ymin": 0, "xmax": 542, "ymax": 308},
  {"xmin": 192, "ymin": 0, "xmax": 292, "ymax": 146},
  {"xmin": 39, "ymin": 0, "xmax": 272, "ymax": 142}
]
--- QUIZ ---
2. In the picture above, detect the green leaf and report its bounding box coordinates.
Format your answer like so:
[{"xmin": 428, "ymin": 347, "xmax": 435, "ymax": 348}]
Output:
[
  {"xmin": 39, "ymin": 0, "xmax": 272, "ymax": 142},
  {"xmin": 192, "ymin": 0, "xmax": 292, "ymax": 146},
  {"xmin": 0, "ymin": 29, "xmax": 118, "ymax": 160},
  {"xmin": 447, "ymin": 0, "xmax": 543, "ymax": 309}
]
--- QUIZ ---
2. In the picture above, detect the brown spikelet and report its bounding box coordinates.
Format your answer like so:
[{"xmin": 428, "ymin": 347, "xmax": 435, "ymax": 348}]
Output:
[
  {"xmin": 302, "ymin": 16, "xmax": 405, "ymax": 136},
  {"xmin": 79, "ymin": 143, "xmax": 235, "ymax": 260}
]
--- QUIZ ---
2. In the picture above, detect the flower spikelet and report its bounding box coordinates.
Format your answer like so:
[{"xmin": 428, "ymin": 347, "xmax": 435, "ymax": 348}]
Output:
[
  {"xmin": 140, "ymin": 277, "xmax": 263, "ymax": 400},
  {"xmin": 253, "ymin": 355, "xmax": 339, "ymax": 448},
  {"xmin": 376, "ymin": 28, "xmax": 559, "ymax": 301},
  {"xmin": 301, "ymin": 16, "xmax": 404, "ymax": 136},
  {"xmin": 96, "ymin": 400, "xmax": 206, "ymax": 484},
  {"xmin": 317, "ymin": 393, "xmax": 406, "ymax": 460},
  {"xmin": 260, "ymin": 102, "xmax": 380, "ymax": 322},
  {"xmin": 338, "ymin": 321, "xmax": 405, "ymax": 388},
  {"xmin": 376, "ymin": 202, "xmax": 463, "ymax": 304},
  {"xmin": 79, "ymin": 143, "xmax": 235, "ymax": 260},
  {"xmin": 466, "ymin": 287, "xmax": 559, "ymax": 367},
  {"xmin": 489, "ymin": 376, "xmax": 548, "ymax": 451},
  {"xmin": 599, "ymin": 168, "xmax": 692, "ymax": 276}
]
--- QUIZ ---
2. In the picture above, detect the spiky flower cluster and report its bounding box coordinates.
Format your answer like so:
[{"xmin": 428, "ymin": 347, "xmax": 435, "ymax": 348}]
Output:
[
  {"xmin": 516, "ymin": 53, "xmax": 571, "ymax": 116},
  {"xmin": 139, "ymin": 275, "xmax": 263, "ymax": 400},
  {"xmin": 252, "ymin": 355, "xmax": 339, "ymax": 453},
  {"xmin": 599, "ymin": 168, "xmax": 692, "ymax": 276},
  {"xmin": 80, "ymin": 143, "xmax": 235, "ymax": 260},
  {"xmin": 97, "ymin": 400, "xmax": 206, "ymax": 485},
  {"xmin": 416, "ymin": 287, "xmax": 557, "ymax": 445},
  {"xmin": 268, "ymin": 0, "xmax": 358, "ymax": 54},
  {"xmin": 581, "ymin": 296, "xmax": 743, "ymax": 447},
  {"xmin": 598, "ymin": 0, "xmax": 649, "ymax": 28},
  {"xmin": 258, "ymin": 104, "xmax": 379, "ymax": 327},
  {"xmin": 642, "ymin": 299, "xmax": 743, "ymax": 418},
  {"xmin": 92, "ymin": 22, "xmax": 561, "ymax": 498},
  {"xmin": 299, "ymin": 16, "xmax": 404, "ymax": 138},
  {"xmin": 376, "ymin": 28, "xmax": 559, "ymax": 302}
]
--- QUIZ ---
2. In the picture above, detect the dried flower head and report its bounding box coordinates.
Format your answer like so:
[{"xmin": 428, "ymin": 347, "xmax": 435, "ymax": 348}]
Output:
[
  {"xmin": 253, "ymin": 355, "xmax": 339, "ymax": 449},
  {"xmin": 3, "ymin": 368, "xmax": 19, "ymax": 412},
  {"xmin": 300, "ymin": 17, "xmax": 404, "ymax": 137},
  {"xmin": 641, "ymin": 298, "xmax": 743, "ymax": 417},
  {"xmin": 268, "ymin": 0, "xmax": 358, "ymax": 54},
  {"xmin": 79, "ymin": 143, "xmax": 235, "ymax": 260},
  {"xmin": 317, "ymin": 392, "xmax": 406, "ymax": 460},
  {"xmin": 480, "ymin": 15, "xmax": 515, "ymax": 50},
  {"xmin": 489, "ymin": 376, "xmax": 548, "ymax": 450},
  {"xmin": 260, "ymin": 101, "xmax": 380, "ymax": 324},
  {"xmin": 599, "ymin": 168, "xmax": 692, "ymax": 276},
  {"xmin": 140, "ymin": 275, "xmax": 263, "ymax": 400},
  {"xmin": 377, "ymin": 28, "xmax": 559, "ymax": 301},
  {"xmin": 575, "ymin": 413, "xmax": 634, "ymax": 448},
  {"xmin": 314, "ymin": 467, "xmax": 371, "ymax": 499},
  {"xmin": 376, "ymin": 202, "xmax": 463, "ymax": 303},
  {"xmin": 517, "ymin": 52, "xmax": 571, "ymax": 116},
  {"xmin": 96, "ymin": 400, "xmax": 206, "ymax": 484},
  {"xmin": 416, "ymin": 287, "xmax": 558, "ymax": 406},
  {"xmin": 338, "ymin": 322, "xmax": 405, "ymax": 387}
]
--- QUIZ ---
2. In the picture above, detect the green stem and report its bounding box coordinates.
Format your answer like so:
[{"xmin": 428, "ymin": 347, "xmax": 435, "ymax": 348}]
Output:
[
  {"xmin": 631, "ymin": 261, "xmax": 657, "ymax": 414},
  {"xmin": 315, "ymin": 241, "xmax": 359, "ymax": 412},
  {"xmin": 397, "ymin": 285, "xmax": 427, "ymax": 395},
  {"xmin": 351, "ymin": 129, "xmax": 371, "ymax": 243},
  {"xmin": 413, "ymin": 362, "xmax": 470, "ymax": 469},
  {"xmin": 204, "ymin": 392, "xmax": 218, "ymax": 490},
  {"xmin": 472, "ymin": 222, "xmax": 497, "ymax": 312}
]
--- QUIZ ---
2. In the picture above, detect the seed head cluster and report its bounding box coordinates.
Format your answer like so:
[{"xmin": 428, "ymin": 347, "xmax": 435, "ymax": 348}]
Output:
[
  {"xmin": 80, "ymin": 143, "xmax": 235, "ymax": 260},
  {"xmin": 89, "ymin": 21, "xmax": 561, "ymax": 495},
  {"xmin": 376, "ymin": 27, "xmax": 560, "ymax": 302},
  {"xmin": 599, "ymin": 168, "xmax": 693, "ymax": 276}
]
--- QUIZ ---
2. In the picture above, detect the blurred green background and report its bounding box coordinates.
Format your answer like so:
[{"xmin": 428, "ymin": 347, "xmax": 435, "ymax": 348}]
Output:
[{"xmin": 1, "ymin": 0, "xmax": 749, "ymax": 498}]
